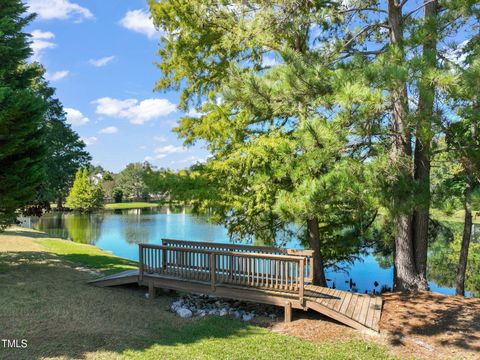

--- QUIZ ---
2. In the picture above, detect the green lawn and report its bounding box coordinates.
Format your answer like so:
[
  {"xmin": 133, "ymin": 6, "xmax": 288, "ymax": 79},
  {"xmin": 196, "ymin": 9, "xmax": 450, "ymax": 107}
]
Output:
[
  {"xmin": 0, "ymin": 228, "xmax": 396, "ymax": 360},
  {"xmin": 104, "ymin": 202, "xmax": 165, "ymax": 210}
]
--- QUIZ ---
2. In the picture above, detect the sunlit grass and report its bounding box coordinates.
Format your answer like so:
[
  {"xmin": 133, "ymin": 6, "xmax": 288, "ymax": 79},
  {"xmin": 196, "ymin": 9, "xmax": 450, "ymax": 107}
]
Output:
[
  {"xmin": 104, "ymin": 202, "xmax": 164, "ymax": 210},
  {"xmin": 0, "ymin": 228, "xmax": 396, "ymax": 360}
]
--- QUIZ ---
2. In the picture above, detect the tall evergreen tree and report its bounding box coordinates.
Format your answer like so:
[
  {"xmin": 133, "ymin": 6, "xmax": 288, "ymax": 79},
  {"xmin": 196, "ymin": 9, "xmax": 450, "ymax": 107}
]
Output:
[
  {"xmin": 150, "ymin": 0, "xmax": 479, "ymax": 289},
  {"xmin": 65, "ymin": 168, "xmax": 104, "ymax": 212},
  {"xmin": 0, "ymin": 0, "xmax": 47, "ymax": 229},
  {"xmin": 32, "ymin": 67, "xmax": 91, "ymax": 209}
]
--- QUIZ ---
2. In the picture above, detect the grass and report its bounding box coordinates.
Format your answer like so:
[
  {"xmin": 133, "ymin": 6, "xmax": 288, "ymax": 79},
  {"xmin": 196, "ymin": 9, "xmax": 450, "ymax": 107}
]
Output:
[
  {"xmin": 0, "ymin": 227, "xmax": 396, "ymax": 360},
  {"xmin": 430, "ymin": 208, "xmax": 480, "ymax": 225},
  {"xmin": 104, "ymin": 202, "xmax": 165, "ymax": 210}
]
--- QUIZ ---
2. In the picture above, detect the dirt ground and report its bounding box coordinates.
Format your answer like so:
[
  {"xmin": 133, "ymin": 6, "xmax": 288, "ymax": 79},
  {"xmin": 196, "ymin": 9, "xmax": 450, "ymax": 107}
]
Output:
[{"xmin": 272, "ymin": 292, "xmax": 480, "ymax": 359}]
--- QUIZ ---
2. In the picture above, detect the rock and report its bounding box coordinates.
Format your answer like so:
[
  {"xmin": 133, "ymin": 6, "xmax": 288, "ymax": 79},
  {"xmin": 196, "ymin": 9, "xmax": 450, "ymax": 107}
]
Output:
[
  {"xmin": 171, "ymin": 300, "xmax": 183, "ymax": 312},
  {"xmin": 145, "ymin": 293, "xmax": 150, "ymax": 299},
  {"xmin": 242, "ymin": 313, "xmax": 254, "ymax": 321},
  {"xmin": 219, "ymin": 308, "xmax": 228, "ymax": 316},
  {"xmin": 176, "ymin": 307, "xmax": 193, "ymax": 318}
]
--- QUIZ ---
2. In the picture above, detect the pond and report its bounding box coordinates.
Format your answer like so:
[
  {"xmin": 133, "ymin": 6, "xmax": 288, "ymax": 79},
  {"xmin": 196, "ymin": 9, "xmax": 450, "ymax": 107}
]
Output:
[{"xmin": 20, "ymin": 207, "xmax": 479, "ymax": 296}]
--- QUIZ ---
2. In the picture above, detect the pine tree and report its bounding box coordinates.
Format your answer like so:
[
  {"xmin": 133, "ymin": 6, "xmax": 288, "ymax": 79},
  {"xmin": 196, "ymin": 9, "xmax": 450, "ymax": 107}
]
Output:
[
  {"xmin": 65, "ymin": 168, "xmax": 104, "ymax": 212},
  {"xmin": 0, "ymin": 0, "xmax": 47, "ymax": 229},
  {"xmin": 150, "ymin": 0, "xmax": 479, "ymax": 290}
]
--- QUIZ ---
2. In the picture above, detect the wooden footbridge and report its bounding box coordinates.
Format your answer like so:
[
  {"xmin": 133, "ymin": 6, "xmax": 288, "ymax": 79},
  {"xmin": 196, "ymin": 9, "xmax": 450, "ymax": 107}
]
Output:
[{"xmin": 90, "ymin": 239, "xmax": 383, "ymax": 332}]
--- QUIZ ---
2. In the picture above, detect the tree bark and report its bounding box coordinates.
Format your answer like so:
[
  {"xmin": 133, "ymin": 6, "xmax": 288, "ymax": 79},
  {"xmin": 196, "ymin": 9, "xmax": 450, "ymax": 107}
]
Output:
[
  {"xmin": 307, "ymin": 218, "xmax": 327, "ymax": 286},
  {"xmin": 456, "ymin": 187, "xmax": 472, "ymax": 296},
  {"xmin": 56, "ymin": 197, "xmax": 63, "ymax": 209},
  {"xmin": 388, "ymin": 0, "xmax": 423, "ymax": 292},
  {"xmin": 412, "ymin": 0, "xmax": 438, "ymax": 290}
]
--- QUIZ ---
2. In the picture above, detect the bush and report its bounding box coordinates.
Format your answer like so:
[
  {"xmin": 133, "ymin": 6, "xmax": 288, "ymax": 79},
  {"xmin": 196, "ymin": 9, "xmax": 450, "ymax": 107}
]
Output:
[{"xmin": 113, "ymin": 188, "xmax": 123, "ymax": 203}]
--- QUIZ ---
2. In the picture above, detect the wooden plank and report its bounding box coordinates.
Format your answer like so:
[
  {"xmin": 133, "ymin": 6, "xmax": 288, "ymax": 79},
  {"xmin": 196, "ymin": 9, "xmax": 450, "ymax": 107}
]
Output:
[
  {"xmin": 352, "ymin": 295, "xmax": 366, "ymax": 323},
  {"xmin": 326, "ymin": 289, "xmax": 343, "ymax": 310},
  {"xmin": 365, "ymin": 296, "xmax": 376, "ymax": 330},
  {"xmin": 357, "ymin": 295, "xmax": 371, "ymax": 325},
  {"xmin": 346, "ymin": 293, "xmax": 359, "ymax": 319},
  {"xmin": 339, "ymin": 292, "xmax": 353, "ymax": 314},
  {"xmin": 370, "ymin": 296, "xmax": 383, "ymax": 331}
]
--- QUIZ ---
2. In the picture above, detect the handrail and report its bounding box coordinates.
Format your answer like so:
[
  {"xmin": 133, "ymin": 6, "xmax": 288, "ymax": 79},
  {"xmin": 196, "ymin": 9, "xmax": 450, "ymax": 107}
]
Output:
[
  {"xmin": 139, "ymin": 243, "xmax": 307, "ymax": 303},
  {"xmin": 161, "ymin": 238, "xmax": 315, "ymax": 283},
  {"xmin": 141, "ymin": 244, "xmax": 306, "ymax": 261},
  {"xmin": 161, "ymin": 238, "xmax": 314, "ymax": 256}
]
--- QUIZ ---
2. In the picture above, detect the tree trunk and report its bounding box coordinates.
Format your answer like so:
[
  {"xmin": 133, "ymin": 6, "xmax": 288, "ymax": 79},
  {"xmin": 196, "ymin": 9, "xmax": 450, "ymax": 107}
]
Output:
[
  {"xmin": 56, "ymin": 197, "xmax": 63, "ymax": 209},
  {"xmin": 412, "ymin": 0, "xmax": 438, "ymax": 290},
  {"xmin": 307, "ymin": 218, "xmax": 327, "ymax": 286},
  {"xmin": 388, "ymin": 0, "xmax": 424, "ymax": 291},
  {"xmin": 456, "ymin": 190, "xmax": 472, "ymax": 296}
]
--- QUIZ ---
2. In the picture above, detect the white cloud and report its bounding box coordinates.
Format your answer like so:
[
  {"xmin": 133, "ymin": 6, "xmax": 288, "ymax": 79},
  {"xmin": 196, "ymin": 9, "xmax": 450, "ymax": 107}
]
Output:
[
  {"xmin": 30, "ymin": 30, "xmax": 56, "ymax": 61},
  {"xmin": 119, "ymin": 9, "xmax": 160, "ymax": 39},
  {"xmin": 99, "ymin": 126, "xmax": 118, "ymax": 134},
  {"xmin": 93, "ymin": 97, "xmax": 176, "ymax": 125},
  {"xmin": 262, "ymin": 56, "xmax": 279, "ymax": 67},
  {"xmin": 444, "ymin": 40, "xmax": 469, "ymax": 68},
  {"xmin": 45, "ymin": 70, "xmax": 69, "ymax": 81},
  {"xmin": 153, "ymin": 135, "xmax": 167, "ymax": 142},
  {"xmin": 26, "ymin": 0, "xmax": 93, "ymax": 21},
  {"xmin": 65, "ymin": 107, "xmax": 89, "ymax": 126},
  {"xmin": 89, "ymin": 56, "xmax": 116, "ymax": 67},
  {"xmin": 186, "ymin": 108, "xmax": 204, "ymax": 118},
  {"xmin": 144, "ymin": 154, "xmax": 167, "ymax": 162},
  {"xmin": 180, "ymin": 156, "xmax": 206, "ymax": 164},
  {"xmin": 154, "ymin": 145, "xmax": 186, "ymax": 154},
  {"xmin": 81, "ymin": 136, "xmax": 97, "ymax": 146}
]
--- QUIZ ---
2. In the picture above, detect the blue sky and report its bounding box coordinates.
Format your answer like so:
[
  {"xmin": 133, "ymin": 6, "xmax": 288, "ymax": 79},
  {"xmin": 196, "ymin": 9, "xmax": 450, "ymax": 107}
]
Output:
[{"xmin": 25, "ymin": 0, "xmax": 208, "ymax": 173}]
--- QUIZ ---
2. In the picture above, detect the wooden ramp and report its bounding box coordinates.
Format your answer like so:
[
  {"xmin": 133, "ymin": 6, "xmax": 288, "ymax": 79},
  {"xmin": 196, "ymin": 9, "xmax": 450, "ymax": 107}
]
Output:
[
  {"xmin": 89, "ymin": 269, "xmax": 139, "ymax": 287},
  {"xmin": 90, "ymin": 240, "xmax": 383, "ymax": 332}
]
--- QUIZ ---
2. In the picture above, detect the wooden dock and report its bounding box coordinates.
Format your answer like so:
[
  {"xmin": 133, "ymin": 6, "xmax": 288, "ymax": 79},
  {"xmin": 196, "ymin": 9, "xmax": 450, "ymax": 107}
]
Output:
[{"xmin": 90, "ymin": 239, "xmax": 383, "ymax": 332}]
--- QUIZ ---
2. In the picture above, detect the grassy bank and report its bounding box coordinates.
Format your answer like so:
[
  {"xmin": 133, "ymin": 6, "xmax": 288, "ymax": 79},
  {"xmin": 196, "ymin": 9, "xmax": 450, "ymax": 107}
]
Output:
[
  {"xmin": 0, "ymin": 228, "xmax": 394, "ymax": 360},
  {"xmin": 104, "ymin": 202, "xmax": 165, "ymax": 210}
]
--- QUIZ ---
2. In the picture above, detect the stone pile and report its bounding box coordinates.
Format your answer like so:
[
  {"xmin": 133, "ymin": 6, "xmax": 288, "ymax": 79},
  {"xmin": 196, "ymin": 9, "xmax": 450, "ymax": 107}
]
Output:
[{"xmin": 169, "ymin": 294, "xmax": 279, "ymax": 321}]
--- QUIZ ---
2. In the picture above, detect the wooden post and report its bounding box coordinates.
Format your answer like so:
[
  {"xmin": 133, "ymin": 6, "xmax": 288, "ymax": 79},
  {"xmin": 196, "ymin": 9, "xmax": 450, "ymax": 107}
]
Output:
[
  {"xmin": 139, "ymin": 244, "xmax": 144, "ymax": 282},
  {"xmin": 309, "ymin": 252, "xmax": 314, "ymax": 283},
  {"xmin": 210, "ymin": 252, "xmax": 216, "ymax": 291},
  {"xmin": 284, "ymin": 301, "xmax": 292, "ymax": 323},
  {"xmin": 299, "ymin": 258, "xmax": 305, "ymax": 306},
  {"xmin": 148, "ymin": 281, "xmax": 155, "ymax": 301}
]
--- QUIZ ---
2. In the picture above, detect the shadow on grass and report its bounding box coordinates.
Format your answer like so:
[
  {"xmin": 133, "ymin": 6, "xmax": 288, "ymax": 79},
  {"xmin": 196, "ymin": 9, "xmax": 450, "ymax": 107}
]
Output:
[
  {"xmin": 0, "ymin": 250, "xmax": 259, "ymax": 360},
  {"xmin": 54, "ymin": 252, "xmax": 137, "ymax": 275}
]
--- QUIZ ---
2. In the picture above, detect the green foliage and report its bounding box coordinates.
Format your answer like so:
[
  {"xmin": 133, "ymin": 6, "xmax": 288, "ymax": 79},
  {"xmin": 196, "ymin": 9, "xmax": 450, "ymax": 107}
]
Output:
[
  {"xmin": 113, "ymin": 188, "xmax": 123, "ymax": 203},
  {"xmin": 0, "ymin": 0, "xmax": 48, "ymax": 229},
  {"xmin": 116, "ymin": 163, "xmax": 149, "ymax": 201},
  {"xmin": 428, "ymin": 221, "xmax": 480, "ymax": 297},
  {"xmin": 150, "ymin": 1, "xmax": 480, "ymax": 287},
  {"xmin": 65, "ymin": 168, "xmax": 104, "ymax": 212}
]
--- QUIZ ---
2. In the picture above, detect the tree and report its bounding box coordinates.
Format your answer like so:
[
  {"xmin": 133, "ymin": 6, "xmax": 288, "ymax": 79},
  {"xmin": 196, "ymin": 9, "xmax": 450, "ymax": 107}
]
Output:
[
  {"xmin": 65, "ymin": 168, "xmax": 104, "ymax": 212},
  {"xmin": 432, "ymin": 33, "xmax": 480, "ymax": 296},
  {"xmin": 150, "ymin": 0, "xmax": 478, "ymax": 290},
  {"xmin": 0, "ymin": 0, "xmax": 47, "ymax": 229},
  {"xmin": 116, "ymin": 163, "xmax": 149, "ymax": 201},
  {"xmin": 33, "ymin": 68, "xmax": 90, "ymax": 209}
]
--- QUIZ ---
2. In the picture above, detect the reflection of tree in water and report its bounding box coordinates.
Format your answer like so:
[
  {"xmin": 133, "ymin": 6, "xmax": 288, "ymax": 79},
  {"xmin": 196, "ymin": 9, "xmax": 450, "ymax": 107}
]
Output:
[
  {"xmin": 122, "ymin": 213, "xmax": 153, "ymax": 245},
  {"xmin": 65, "ymin": 212, "xmax": 104, "ymax": 245},
  {"xmin": 33, "ymin": 212, "xmax": 70, "ymax": 239},
  {"xmin": 428, "ymin": 221, "xmax": 480, "ymax": 296},
  {"xmin": 370, "ymin": 218, "xmax": 480, "ymax": 296}
]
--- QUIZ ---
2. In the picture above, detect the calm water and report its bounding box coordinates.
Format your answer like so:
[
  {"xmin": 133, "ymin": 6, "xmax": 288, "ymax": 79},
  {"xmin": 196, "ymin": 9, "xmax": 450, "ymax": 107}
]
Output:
[{"xmin": 20, "ymin": 207, "xmax": 475, "ymax": 296}]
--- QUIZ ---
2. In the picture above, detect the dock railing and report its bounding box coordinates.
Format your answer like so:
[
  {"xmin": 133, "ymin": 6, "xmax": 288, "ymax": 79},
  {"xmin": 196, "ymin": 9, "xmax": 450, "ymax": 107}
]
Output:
[
  {"xmin": 160, "ymin": 238, "xmax": 314, "ymax": 283},
  {"xmin": 139, "ymin": 242, "xmax": 309, "ymax": 304}
]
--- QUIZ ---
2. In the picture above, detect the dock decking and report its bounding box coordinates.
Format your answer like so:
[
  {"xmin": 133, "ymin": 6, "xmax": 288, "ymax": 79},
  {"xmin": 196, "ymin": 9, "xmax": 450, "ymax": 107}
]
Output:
[{"xmin": 90, "ymin": 239, "xmax": 383, "ymax": 332}]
